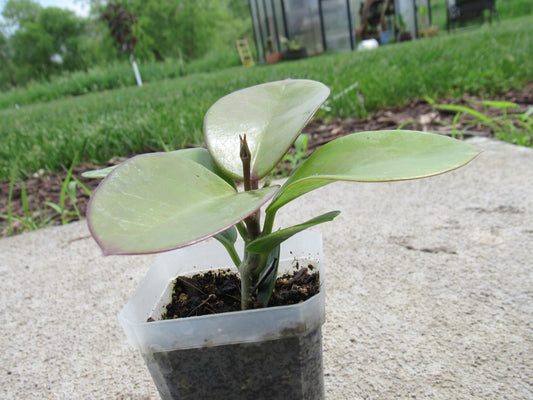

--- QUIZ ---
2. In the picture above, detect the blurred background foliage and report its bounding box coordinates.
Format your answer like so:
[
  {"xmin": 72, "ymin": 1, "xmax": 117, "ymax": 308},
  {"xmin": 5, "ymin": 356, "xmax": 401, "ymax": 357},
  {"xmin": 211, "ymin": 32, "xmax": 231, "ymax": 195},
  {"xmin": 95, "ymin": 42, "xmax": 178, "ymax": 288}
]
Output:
[{"xmin": 0, "ymin": 0, "xmax": 252, "ymax": 90}]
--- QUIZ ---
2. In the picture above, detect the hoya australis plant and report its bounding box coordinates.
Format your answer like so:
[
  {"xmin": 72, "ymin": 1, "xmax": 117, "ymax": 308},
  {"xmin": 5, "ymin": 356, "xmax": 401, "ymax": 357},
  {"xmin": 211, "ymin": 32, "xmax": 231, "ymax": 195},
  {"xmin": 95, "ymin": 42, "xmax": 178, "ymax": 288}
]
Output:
[{"xmin": 87, "ymin": 79, "xmax": 479, "ymax": 310}]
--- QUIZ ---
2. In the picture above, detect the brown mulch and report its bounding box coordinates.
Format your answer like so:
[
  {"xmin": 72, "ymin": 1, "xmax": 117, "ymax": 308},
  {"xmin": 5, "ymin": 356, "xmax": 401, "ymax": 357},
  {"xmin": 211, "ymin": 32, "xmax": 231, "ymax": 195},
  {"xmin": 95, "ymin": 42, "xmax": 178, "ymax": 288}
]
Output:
[
  {"xmin": 1, "ymin": 84, "xmax": 531, "ymax": 237},
  {"xmin": 304, "ymin": 83, "xmax": 533, "ymax": 153}
]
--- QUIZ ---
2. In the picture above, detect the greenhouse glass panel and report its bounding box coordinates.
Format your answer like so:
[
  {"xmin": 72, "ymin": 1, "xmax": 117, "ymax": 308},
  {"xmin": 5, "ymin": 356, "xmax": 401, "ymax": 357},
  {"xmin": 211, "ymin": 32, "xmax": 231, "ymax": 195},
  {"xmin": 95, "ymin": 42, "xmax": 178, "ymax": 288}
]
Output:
[
  {"xmin": 250, "ymin": 0, "xmax": 265, "ymax": 60},
  {"xmin": 283, "ymin": 0, "xmax": 324, "ymax": 54},
  {"xmin": 273, "ymin": 0, "xmax": 287, "ymax": 41},
  {"xmin": 321, "ymin": 0, "xmax": 354, "ymax": 51}
]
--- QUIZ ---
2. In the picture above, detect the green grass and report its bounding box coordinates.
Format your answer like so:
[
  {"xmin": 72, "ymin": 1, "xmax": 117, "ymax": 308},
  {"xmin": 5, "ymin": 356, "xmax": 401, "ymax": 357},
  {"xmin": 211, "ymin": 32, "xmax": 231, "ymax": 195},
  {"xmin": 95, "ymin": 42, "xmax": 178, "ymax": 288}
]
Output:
[
  {"xmin": 429, "ymin": 100, "xmax": 533, "ymax": 146},
  {"xmin": 1, "ymin": 15, "xmax": 532, "ymax": 181},
  {"xmin": 0, "ymin": 48, "xmax": 243, "ymax": 110},
  {"xmin": 0, "ymin": 0, "xmax": 530, "ymax": 110}
]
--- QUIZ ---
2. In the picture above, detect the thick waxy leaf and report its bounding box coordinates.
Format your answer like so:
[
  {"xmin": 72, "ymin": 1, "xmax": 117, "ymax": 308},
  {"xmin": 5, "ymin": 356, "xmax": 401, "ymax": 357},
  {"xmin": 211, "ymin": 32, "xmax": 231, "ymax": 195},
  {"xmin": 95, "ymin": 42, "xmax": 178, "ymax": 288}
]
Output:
[
  {"xmin": 87, "ymin": 151, "xmax": 278, "ymax": 255},
  {"xmin": 204, "ymin": 79, "xmax": 330, "ymax": 180},
  {"xmin": 267, "ymin": 130, "xmax": 480, "ymax": 215},
  {"xmin": 246, "ymin": 211, "xmax": 340, "ymax": 254},
  {"xmin": 176, "ymin": 148, "xmax": 236, "ymax": 188},
  {"xmin": 81, "ymin": 148, "xmax": 235, "ymax": 187}
]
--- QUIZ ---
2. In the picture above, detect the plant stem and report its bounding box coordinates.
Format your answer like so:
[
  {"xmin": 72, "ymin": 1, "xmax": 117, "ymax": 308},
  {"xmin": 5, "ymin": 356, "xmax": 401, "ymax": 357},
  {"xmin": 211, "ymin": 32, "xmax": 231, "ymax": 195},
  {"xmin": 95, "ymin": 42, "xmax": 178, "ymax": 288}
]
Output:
[
  {"xmin": 239, "ymin": 134, "xmax": 266, "ymax": 309},
  {"xmin": 239, "ymin": 251, "xmax": 267, "ymax": 309},
  {"xmin": 240, "ymin": 134, "xmax": 262, "ymax": 239}
]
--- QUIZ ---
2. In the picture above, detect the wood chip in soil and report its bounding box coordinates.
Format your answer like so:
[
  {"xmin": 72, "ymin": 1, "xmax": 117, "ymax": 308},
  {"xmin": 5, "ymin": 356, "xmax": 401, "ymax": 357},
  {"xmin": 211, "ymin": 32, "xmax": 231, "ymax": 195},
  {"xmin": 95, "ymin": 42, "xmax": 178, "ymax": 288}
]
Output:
[{"xmin": 159, "ymin": 265, "xmax": 320, "ymax": 320}]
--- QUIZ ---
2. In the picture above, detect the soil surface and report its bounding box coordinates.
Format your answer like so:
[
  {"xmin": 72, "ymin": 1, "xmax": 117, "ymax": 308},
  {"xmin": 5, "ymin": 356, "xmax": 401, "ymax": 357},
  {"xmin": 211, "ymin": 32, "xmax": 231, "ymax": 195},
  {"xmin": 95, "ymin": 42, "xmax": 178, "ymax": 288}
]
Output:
[
  {"xmin": 1, "ymin": 84, "xmax": 531, "ymax": 237},
  {"xmin": 161, "ymin": 265, "xmax": 320, "ymax": 320}
]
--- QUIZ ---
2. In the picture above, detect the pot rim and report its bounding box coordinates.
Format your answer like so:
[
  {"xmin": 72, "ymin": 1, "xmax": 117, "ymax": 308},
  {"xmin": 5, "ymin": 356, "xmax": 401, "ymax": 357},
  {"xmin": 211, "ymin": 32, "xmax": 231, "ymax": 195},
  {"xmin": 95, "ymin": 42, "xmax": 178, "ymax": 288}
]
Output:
[{"xmin": 119, "ymin": 231, "xmax": 325, "ymax": 353}]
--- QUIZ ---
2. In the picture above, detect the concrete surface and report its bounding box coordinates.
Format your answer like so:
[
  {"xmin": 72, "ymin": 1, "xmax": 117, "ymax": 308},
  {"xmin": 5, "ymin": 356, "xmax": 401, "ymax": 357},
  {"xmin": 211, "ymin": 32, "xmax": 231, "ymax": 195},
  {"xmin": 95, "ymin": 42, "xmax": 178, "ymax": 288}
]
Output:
[{"xmin": 1, "ymin": 137, "xmax": 532, "ymax": 399}]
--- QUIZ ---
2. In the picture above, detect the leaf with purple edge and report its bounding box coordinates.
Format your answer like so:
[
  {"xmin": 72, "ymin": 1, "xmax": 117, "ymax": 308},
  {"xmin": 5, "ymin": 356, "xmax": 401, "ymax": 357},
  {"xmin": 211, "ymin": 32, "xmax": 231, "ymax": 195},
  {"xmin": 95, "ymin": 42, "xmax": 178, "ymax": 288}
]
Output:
[{"xmin": 87, "ymin": 151, "xmax": 278, "ymax": 255}]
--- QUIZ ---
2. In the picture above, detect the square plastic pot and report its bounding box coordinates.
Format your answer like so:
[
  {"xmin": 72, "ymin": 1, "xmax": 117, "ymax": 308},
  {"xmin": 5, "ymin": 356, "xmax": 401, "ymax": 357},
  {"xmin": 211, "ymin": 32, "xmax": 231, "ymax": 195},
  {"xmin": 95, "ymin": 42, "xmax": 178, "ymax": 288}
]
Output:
[{"xmin": 119, "ymin": 230, "xmax": 326, "ymax": 400}]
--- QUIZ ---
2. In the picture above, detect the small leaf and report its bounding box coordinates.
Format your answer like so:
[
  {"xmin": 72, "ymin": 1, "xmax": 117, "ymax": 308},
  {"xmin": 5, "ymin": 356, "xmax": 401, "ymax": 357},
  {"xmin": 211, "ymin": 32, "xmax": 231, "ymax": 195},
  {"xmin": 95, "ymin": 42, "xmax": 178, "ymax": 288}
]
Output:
[
  {"xmin": 204, "ymin": 79, "xmax": 330, "ymax": 180},
  {"xmin": 44, "ymin": 201, "xmax": 62, "ymax": 214},
  {"xmin": 246, "ymin": 211, "xmax": 340, "ymax": 254},
  {"xmin": 214, "ymin": 226, "xmax": 241, "ymax": 267},
  {"xmin": 214, "ymin": 225, "xmax": 237, "ymax": 247},
  {"xmin": 255, "ymin": 245, "xmax": 280, "ymax": 307},
  {"xmin": 67, "ymin": 181, "xmax": 77, "ymax": 203},
  {"xmin": 88, "ymin": 151, "xmax": 278, "ymax": 255},
  {"xmin": 80, "ymin": 148, "xmax": 235, "ymax": 186},
  {"xmin": 267, "ymin": 130, "xmax": 480, "ymax": 215},
  {"xmin": 82, "ymin": 166, "xmax": 116, "ymax": 179}
]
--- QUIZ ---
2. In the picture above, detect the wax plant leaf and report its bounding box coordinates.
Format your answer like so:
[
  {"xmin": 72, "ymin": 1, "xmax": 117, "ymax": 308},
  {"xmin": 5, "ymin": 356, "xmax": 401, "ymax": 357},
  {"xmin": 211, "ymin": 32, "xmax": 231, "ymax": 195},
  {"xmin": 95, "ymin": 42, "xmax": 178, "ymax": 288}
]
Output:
[
  {"xmin": 246, "ymin": 211, "xmax": 340, "ymax": 254},
  {"xmin": 255, "ymin": 245, "xmax": 280, "ymax": 307},
  {"xmin": 214, "ymin": 226, "xmax": 241, "ymax": 267},
  {"xmin": 87, "ymin": 151, "xmax": 278, "ymax": 255},
  {"xmin": 81, "ymin": 148, "xmax": 235, "ymax": 187},
  {"xmin": 266, "ymin": 130, "xmax": 480, "ymax": 218},
  {"xmin": 204, "ymin": 79, "xmax": 330, "ymax": 181},
  {"xmin": 214, "ymin": 225, "xmax": 237, "ymax": 248},
  {"xmin": 177, "ymin": 148, "xmax": 236, "ymax": 188}
]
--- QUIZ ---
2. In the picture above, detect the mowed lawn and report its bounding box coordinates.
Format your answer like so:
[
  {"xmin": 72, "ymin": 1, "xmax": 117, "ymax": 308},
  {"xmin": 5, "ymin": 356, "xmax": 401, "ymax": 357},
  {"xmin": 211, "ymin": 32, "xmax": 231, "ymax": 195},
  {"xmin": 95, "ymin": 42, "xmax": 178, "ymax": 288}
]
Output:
[{"xmin": 1, "ymin": 15, "xmax": 532, "ymax": 181}]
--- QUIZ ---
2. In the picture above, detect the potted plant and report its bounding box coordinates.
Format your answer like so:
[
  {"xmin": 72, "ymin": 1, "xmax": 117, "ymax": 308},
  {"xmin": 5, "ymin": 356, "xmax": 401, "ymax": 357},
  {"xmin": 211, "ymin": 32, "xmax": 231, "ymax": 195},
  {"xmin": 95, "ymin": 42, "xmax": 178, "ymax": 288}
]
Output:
[
  {"xmin": 264, "ymin": 37, "xmax": 283, "ymax": 64},
  {"xmin": 280, "ymin": 36, "xmax": 307, "ymax": 61},
  {"xmin": 418, "ymin": 5, "xmax": 439, "ymax": 38},
  {"xmin": 86, "ymin": 79, "xmax": 479, "ymax": 399},
  {"xmin": 395, "ymin": 15, "xmax": 412, "ymax": 41}
]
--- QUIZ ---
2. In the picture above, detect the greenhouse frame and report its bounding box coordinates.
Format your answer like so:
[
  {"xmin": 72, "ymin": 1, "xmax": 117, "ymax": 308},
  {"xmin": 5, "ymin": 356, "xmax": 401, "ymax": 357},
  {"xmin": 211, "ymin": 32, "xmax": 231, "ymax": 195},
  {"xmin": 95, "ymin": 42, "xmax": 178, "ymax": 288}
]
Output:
[{"xmin": 249, "ymin": 0, "xmax": 432, "ymax": 62}]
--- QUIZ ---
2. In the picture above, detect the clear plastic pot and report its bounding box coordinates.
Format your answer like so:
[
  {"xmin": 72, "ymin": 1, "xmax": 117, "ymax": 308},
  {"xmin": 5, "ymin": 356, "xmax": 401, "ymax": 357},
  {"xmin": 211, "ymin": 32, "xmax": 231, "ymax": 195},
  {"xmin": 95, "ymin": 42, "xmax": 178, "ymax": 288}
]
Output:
[{"xmin": 119, "ymin": 231, "xmax": 325, "ymax": 400}]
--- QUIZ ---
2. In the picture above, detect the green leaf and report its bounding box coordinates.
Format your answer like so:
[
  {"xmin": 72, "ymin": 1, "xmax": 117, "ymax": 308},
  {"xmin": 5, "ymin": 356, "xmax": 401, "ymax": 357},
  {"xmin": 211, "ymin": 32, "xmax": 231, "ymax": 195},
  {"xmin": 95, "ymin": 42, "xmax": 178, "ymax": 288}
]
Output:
[
  {"xmin": 214, "ymin": 226, "xmax": 241, "ymax": 267},
  {"xmin": 44, "ymin": 201, "xmax": 62, "ymax": 214},
  {"xmin": 214, "ymin": 225, "xmax": 237, "ymax": 247},
  {"xmin": 204, "ymin": 79, "xmax": 330, "ymax": 180},
  {"xmin": 255, "ymin": 245, "xmax": 280, "ymax": 307},
  {"xmin": 246, "ymin": 211, "xmax": 340, "ymax": 254},
  {"xmin": 87, "ymin": 151, "xmax": 278, "ymax": 255},
  {"xmin": 82, "ymin": 166, "xmax": 116, "ymax": 179},
  {"xmin": 80, "ymin": 148, "xmax": 235, "ymax": 186},
  {"xmin": 266, "ymin": 130, "xmax": 480, "ymax": 216},
  {"xmin": 176, "ymin": 148, "xmax": 236, "ymax": 188}
]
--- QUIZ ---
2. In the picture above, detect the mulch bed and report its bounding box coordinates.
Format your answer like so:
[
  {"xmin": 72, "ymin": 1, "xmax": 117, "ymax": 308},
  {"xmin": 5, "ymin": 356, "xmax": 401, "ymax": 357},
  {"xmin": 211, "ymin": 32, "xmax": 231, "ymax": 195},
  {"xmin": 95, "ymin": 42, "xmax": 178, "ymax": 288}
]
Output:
[{"xmin": 1, "ymin": 84, "xmax": 531, "ymax": 237}]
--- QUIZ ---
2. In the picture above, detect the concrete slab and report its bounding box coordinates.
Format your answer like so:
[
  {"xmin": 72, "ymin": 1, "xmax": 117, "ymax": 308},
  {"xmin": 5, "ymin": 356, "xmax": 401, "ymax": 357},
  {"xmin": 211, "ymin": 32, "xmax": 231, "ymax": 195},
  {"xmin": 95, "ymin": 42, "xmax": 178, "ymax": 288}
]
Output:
[{"xmin": 1, "ymin": 138, "xmax": 532, "ymax": 399}]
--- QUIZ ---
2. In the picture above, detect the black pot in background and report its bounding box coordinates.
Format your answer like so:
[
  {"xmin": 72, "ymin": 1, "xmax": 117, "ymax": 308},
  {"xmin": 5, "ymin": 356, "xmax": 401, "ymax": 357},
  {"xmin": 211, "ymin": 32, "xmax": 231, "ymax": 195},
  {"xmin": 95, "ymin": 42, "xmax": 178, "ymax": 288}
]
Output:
[{"xmin": 284, "ymin": 47, "xmax": 307, "ymax": 61}]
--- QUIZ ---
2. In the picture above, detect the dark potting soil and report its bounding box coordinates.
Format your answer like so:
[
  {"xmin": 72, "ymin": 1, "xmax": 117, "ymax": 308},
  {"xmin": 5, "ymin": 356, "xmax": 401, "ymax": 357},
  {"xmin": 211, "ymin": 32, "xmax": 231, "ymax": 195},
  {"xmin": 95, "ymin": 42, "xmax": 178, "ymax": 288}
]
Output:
[
  {"xmin": 146, "ymin": 266, "xmax": 325, "ymax": 399},
  {"xmin": 160, "ymin": 264, "xmax": 320, "ymax": 320},
  {"xmin": 143, "ymin": 326, "xmax": 324, "ymax": 400}
]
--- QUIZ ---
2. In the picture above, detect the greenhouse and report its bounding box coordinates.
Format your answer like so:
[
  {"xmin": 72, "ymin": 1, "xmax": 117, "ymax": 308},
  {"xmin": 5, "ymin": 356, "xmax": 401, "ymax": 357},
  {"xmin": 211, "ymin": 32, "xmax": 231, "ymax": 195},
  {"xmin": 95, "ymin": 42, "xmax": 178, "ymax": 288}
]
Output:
[{"xmin": 249, "ymin": 0, "xmax": 432, "ymax": 62}]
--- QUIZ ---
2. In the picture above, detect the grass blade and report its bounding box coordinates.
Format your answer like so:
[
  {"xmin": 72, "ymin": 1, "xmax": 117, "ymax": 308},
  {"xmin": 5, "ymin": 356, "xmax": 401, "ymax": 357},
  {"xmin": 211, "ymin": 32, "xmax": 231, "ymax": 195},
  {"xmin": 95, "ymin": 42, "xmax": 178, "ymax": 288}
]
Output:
[{"xmin": 434, "ymin": 104, "xmax": 493, "ymax": 124}]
